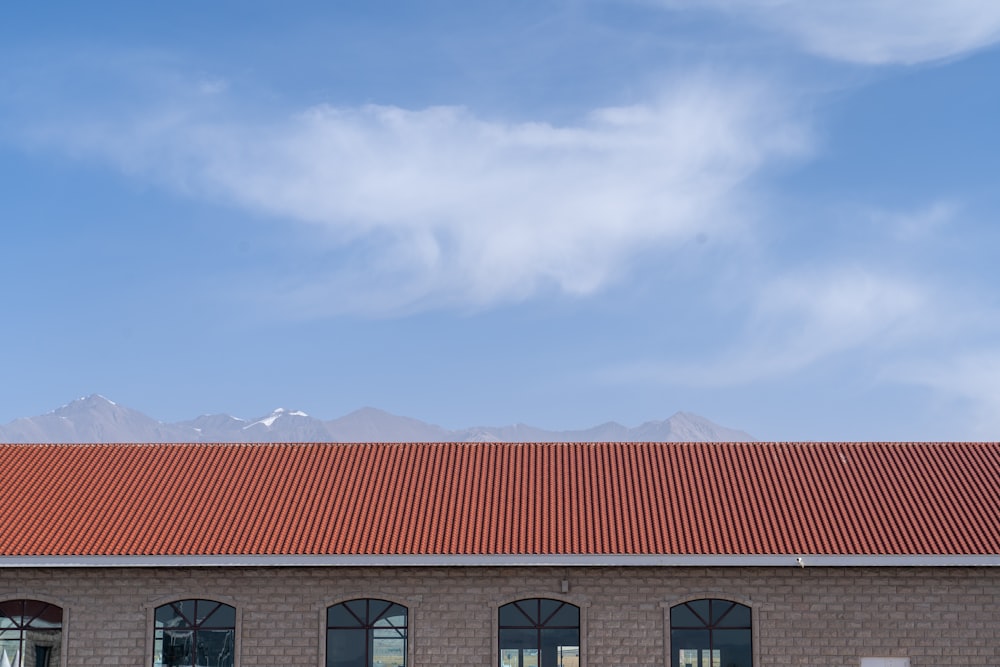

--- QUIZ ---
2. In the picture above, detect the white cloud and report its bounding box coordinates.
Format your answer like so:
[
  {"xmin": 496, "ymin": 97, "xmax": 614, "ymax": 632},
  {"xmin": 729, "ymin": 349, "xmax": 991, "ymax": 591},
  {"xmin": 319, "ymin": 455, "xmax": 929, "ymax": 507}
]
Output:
[
  {"xmin": 197, "ymin": 79, "xmax": 228, "ymax": 95},
  {"xmin": 34, "ymin": 74, "xmax": 809, "ymax": 313},
  {"xmin": 604, "ymin": 267, "xmax": 931, "ymax": 386},
  {"xmin": 600, "ymin": 250, "xmax": 1000, "ymax": 439},
  {"xmin": 867, "ymin": 200, "xmax": 958, "ymax": 242},
  {"xmin": 749, "ymin": 268, "xmax": 928, "ymax": 363},
  {"xmin": 657, "ymin": 0, "xmax": 1000, "ymax": 64}
]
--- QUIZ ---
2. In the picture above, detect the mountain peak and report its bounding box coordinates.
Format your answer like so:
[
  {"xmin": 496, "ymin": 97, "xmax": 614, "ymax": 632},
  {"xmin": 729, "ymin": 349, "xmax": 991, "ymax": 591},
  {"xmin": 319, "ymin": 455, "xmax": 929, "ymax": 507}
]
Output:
[
  {"xmin": 51, "ymin": 394, "xmax": 117, "ymax": 414},
  {"xmin": 246, "ymin": 407, "xmax": 310, "ymax": 429},
  {"xmin": 84, "ymin": 393, "xmax": 117, "ymax": 406},
  {"xmin": 3, "ymin": 396, "xmax": 754, "ymax": 443}
]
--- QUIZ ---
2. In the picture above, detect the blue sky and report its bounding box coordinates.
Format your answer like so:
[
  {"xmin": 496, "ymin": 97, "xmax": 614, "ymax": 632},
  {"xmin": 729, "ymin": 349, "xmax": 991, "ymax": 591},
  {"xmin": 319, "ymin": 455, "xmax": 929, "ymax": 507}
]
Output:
[{"xmin": 2, "ymin": 1, "xmax": 999, "ymax": 440}]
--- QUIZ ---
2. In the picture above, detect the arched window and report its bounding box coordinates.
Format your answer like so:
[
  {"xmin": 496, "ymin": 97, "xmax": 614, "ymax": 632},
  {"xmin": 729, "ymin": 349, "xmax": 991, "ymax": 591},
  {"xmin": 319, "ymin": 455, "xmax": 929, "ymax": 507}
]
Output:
[
  {"xmin": 0, "ymin": 599, "xmax": 62, "ymax": 667},
  {"xmin": 326, "ymin": 599, "xmax": 407, "ymax": 667},
  {"xmin": 670, "ymin": 599, "xmax": 751, "ymax": 667},
  {"xmin": 153, "ymin": 599, "xmax": 235, "ymax": 667},
  {"xmin": 499, "ymin": 598, "xmax": 579, "ymax": 667}
]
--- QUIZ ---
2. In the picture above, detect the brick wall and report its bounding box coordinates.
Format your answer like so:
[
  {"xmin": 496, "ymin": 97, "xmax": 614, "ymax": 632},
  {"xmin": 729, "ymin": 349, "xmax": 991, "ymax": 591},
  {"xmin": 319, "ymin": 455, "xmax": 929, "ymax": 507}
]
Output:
[{"xmin": 1, "ymin": 566, "xmax": 997, "ymax": 666}]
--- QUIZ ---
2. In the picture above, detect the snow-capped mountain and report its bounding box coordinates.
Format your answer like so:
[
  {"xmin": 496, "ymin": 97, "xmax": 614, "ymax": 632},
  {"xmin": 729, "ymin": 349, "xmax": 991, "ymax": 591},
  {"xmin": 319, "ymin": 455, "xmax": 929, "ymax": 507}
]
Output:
[
  {"xmin": 0, "ymin": 394, "xmax": 192, "ymax": 443},
  {"xmin": 0, "ymin": 395, "xmax": 754, "ymax": 443},
  {"xmin": 238, "ymin": 408, "xmax": 334, "ymax": 442}
]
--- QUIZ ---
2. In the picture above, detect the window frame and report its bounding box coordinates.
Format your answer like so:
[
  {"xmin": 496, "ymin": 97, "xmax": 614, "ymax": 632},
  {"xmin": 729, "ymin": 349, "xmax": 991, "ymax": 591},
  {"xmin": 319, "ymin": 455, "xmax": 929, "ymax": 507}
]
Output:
[
  {"xmin": 493, "ymin": 594, "xmax": 588, "ymax": 667},
  {"xmin": 146, "ymin": 595, "xmax": 241, "ymax": 667},
  {"xmin": 662, "ymin": 595, "xmax": 756, "ymax": 667},
  {"xmin": 0, "ymin": 597, "xmax": 68, "ymax": 667},
  {"xmin": 319, "ymin": 595, "xmax": 416, "ymax": 667}
]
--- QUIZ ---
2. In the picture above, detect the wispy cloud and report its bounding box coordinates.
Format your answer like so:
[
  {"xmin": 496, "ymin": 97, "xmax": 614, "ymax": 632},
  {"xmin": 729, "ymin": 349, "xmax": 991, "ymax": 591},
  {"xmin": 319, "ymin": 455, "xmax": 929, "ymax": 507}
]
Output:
[
  {"xmin": 603, "ymin": 267, "xmax": 932, "ymax": 386},
  {"xmin": 23, "ymin": 72, "xmax": 810, "ymax": 313},
  {"xmin": 655, "ymin": 1, "xmax": 1000, "ymax": 64},
  {"xmin": 868, "ymin": 200, "xmax": 959, "ymax": 242}
]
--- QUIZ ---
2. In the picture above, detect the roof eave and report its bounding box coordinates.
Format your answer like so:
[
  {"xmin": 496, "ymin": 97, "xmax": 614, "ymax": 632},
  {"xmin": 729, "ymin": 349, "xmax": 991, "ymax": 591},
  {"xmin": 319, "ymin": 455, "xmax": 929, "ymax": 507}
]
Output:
[{"xmin": 4, "ymin": 554, "xmax": 1000, "ymax": 568}]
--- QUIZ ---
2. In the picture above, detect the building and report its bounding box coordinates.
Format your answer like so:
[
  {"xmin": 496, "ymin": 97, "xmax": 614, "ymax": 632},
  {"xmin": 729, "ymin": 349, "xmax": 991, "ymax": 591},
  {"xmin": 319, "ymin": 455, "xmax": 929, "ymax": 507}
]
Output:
[{"xmin": 1, "ymin": 441, "xmax": 999, "ymax": 667}]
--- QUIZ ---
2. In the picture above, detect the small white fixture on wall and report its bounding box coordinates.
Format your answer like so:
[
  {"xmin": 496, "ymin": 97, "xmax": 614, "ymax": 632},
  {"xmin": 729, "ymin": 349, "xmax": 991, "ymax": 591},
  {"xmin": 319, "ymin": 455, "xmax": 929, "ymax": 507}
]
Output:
[{"xmin": 861, "ymin": 659, "xmax": 910, "ymax": 667}]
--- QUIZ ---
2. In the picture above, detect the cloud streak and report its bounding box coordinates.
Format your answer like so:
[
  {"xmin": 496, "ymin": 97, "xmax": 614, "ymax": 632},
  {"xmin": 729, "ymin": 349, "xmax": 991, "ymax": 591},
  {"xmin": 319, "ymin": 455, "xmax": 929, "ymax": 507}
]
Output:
[
  {"xmin": 868, "ymin": 200, "xmax": 959, "ymax": 242},
  {"xmin": 603, "ymin": 267, "xmax": 933, "ymax": 386},
  {"xmin": 27, "ymin": 73, "xmax": 810, "ymax": 312},
  {"xmin": 656, "ymin": 0, "xmax": 1000, "ymax": 64}
]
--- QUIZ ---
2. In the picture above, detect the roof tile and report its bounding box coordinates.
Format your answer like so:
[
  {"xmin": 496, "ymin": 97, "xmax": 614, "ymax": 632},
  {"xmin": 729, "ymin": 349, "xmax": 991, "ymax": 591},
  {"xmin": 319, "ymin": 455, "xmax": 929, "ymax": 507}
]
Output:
[{"xmin": 2, "ymin": 441, "xmax": 999, "ymax": 557}]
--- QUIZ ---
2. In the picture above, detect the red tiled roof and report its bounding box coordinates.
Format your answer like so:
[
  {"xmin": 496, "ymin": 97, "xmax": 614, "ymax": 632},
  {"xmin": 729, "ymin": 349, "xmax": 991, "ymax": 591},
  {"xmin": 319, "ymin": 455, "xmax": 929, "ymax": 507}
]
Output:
[{"xmin": 2, "ymin": 441, "xmax": 999, "ymax": 557}]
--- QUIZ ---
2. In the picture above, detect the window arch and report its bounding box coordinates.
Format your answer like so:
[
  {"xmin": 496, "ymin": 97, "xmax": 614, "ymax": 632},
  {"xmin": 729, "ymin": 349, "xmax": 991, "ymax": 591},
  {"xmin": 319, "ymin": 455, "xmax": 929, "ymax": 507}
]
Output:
[
  {"xmin": 0, "ymin": 599, "xmax": 63, "ymax": 667},
  {"xmin": 326, "ymin": 598, "xmax": 407, "ymax": 667},
  {"xmin": 498, "ymin": 598, "xmax": 579, "ymax": 667},
  {"xmin": 153, "ymin": 599, "xmax": 235, "ymax": 667},
  {"xmin": 669, "ymin": 599, "xmax": 751, "ymax": 667}
]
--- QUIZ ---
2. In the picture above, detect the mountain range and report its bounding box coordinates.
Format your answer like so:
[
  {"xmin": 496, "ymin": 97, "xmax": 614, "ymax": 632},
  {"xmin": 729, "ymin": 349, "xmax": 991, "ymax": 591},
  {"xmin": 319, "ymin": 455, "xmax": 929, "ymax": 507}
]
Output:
[{"xmin": 0, "ymin": 394, "xmax": 755, "ymax": 443}]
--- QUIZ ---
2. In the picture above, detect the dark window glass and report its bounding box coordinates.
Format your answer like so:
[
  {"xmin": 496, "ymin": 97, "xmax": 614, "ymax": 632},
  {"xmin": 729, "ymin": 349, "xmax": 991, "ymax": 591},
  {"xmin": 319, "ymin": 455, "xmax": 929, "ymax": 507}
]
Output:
[
  {"xmin": 714, "ymin": 628, "xmax": 752, "ymax": 662},
  {"xmin": 540, "ymin": 600, "xmax": 562, "ymax": 621},
  {"xmin": 499, "ymin": 603, "xmax": 533, "ymax": 627},
  {"xmin": 687, "ymin": 600, "xmax": 710, "ymax": 621},
  {"xmin": 327, "ymin": 599, "xmax": 407, "ymax": 667},
  {"xmin": 328, "ymin": 604, "xmax": 362, "ymax": 628},
  {"xmin": 328, "ymin": 628, "xmax": 366, "ymax": 667},
  {"xmin": 499, "ymin": 628, "xmax": 537, "ymax": 650},
  {"xmin": 204, "ymin": 604, "xmax": 236, "ymax": 629},
  {"xmin": 670, "ymin": 605, "xmax": 703, "ymax": 627},
  {"xmin": 195, "ymin": 602, "xmax": 220, "ymax": 625},
  {"xmin": 499, "ymin": 599, "xmax": 579, "ymax": 667},
  {"xmin": 368, "ymin": 600, "xmax": 391, "ymax": 620},
  {"xmin": 196, "ymin": 630, "xmax": 235, "ymax": 667},
  {"xmin": 345, "ymin": 600, "xmax": 367, "ymax": 621},
  {"xmin": 0, "ymin": 599, "xmax": 63, "ymax": 667},
  {"xmin": 545, "ymin": 604, "xmax": 579, "ymax": 628},
  {"xmin": 153, "ymin": 599, "xmax": 235, "ymax": 667},
  {"xmin": 715, "ymin": 604, "xmax": 750, "ymax": 628},
  {"xmin": 176, "ymin": 600, "xmax": 196, "ymax": 623},
  {"xmin": 670, "ymin": 600, "xmax": 751, "ymax": 667}
]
